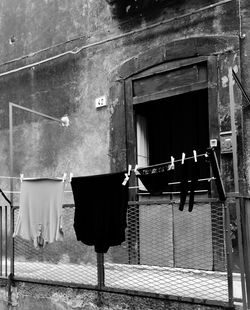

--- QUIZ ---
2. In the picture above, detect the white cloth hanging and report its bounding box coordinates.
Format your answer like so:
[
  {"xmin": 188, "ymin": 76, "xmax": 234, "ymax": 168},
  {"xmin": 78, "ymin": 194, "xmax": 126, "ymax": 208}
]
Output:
[{"xmin": 13, "ymin": 178, "xmax": 65, "ymax": 248}]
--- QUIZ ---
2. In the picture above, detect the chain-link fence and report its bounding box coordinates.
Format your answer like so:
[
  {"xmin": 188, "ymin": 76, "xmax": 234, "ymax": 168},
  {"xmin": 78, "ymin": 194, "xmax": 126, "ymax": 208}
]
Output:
[
  {"xmin": 13, "ymin": 205, "xmax": 98, "ymax": 286},
  {"xmin": 104, "ymin": 200, "xmax": 230, "ymax": 305},
  {"xmin": 3, "ymin": 199, "xmax": 237, "ymax": 307}
]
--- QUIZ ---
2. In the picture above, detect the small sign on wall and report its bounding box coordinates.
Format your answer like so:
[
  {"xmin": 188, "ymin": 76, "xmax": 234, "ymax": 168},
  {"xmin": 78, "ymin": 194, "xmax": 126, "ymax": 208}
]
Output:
[
  {"xmin": 220, "ymin": 131, "xmax": 233, "ymax": 154},
  {"xmin": 95, "ymin": 96, "xmax": 107, "ymax": 109}
]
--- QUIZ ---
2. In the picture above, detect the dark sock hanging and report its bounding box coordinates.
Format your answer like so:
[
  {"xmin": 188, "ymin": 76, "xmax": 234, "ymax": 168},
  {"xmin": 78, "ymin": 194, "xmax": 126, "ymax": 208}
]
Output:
[
  {"xmin": 188, "ymin": 161, "xmax": 199, "ymax": 212},
  {"xmin": 179, "ymin": 160, "xmax": 189, "ymax": 211}
]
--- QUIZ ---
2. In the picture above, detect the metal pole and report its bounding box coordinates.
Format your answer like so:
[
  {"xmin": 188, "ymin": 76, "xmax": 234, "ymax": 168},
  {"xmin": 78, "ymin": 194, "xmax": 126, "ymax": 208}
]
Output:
[
  {"xmin": 224, "ymin": 203, "xmax": 234, "ymax": 307},
  {"xmin": 228, "ymin": 67, "xmax": 248, "ymax": 309},
  {"xmin": 8, "ymin": 101, "xmax": 68, "ymax": 205},
  {"xmin": 97, "ymin": 253, "xmax": 105, "ymax": 289},
  {"xmin": 0, "ymin": 206, "xmax": 2, "ymax": 276},
  {"xmin": 10, "ymin": 102, "xmax": 64, "ymax": 125},
  {"xmin": 9, "ymin": 103, "xmax": 13, "ymax": 206},
  {"xmin": 241, "ymin": 197, "xmax": 250, "ymax": 307},
  {"xmin": 228, "ymin": 67, "xmax": 239, "ymax": 193},
  {"xmin": 10, "ymin": 207, "xmax": 14, "ymax": 276},
  {"xmin": 5, "ymin": 206, "xmax": 7, "ymax": 277}
]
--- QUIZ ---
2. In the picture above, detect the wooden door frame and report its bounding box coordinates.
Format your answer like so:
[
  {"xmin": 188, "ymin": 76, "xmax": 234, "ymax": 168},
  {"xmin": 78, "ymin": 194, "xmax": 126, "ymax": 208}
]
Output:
[
  {"xmin": 124, "ymin": 56, "xmax": 219, "ymax": 197},
  {"xmin": 109, "ymin": 36, "xmax": 239, "ymax": 176}
]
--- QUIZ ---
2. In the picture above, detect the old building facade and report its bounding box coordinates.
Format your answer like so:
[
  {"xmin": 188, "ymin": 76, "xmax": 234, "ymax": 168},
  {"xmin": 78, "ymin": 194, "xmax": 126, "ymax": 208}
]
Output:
[{"xmin": 0, "ymin": 0, "xmax": 249, "ymax": 309}]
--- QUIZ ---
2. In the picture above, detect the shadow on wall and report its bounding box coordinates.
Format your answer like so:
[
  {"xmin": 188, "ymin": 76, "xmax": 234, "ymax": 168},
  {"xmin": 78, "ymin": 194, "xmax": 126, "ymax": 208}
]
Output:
[{"xmin": 105, "ymin": 0, "xmax": 177, "ymax": 19}]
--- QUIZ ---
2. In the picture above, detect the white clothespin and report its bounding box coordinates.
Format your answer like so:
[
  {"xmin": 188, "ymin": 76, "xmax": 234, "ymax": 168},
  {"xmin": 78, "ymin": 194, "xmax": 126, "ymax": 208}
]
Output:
[
  {"xmin": 69, "ymin": 173, "xmax": 73, "ymax": 182},
  {"xmin": 122, "ymin": 173, "xmax": 129, "ymax": 186},
  {"xmin": 193, "ymin": 150, "xmax": 197, "ymax": 162},
  {"xmin": 62, "ymin": 173, "xmax": 67, "ymax": 182},
  {"xmin": 168, "ymin": 156, "xmax": 175, "ymax": 170},
  {"xmin": 128, "ymin": 165, "xmax": 132, "ymax": 176},
  {"xmin": 20, "ymin": 174, "xmax": 24, "ymax": 182},
  {"xmin": 122, "ymin": 166, "xmax": 132, "ymax": 186},
  {"xmin": 134, "ymin": 164, "xmax": 138, "ymax": 174},
  {"xmin": 181, "ymin": 153, "xmax": 185, "ymax": 165}
]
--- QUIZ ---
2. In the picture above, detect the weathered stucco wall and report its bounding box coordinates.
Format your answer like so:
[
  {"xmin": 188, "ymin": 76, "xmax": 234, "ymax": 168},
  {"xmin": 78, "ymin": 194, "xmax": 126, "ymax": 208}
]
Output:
[
  {"xmin": 0, "ymin": 0, "xmax": 248, "ymax": 309},
  {"xmin": 0, "ymin": 0, "xmax": 243, "ymax": 204}
]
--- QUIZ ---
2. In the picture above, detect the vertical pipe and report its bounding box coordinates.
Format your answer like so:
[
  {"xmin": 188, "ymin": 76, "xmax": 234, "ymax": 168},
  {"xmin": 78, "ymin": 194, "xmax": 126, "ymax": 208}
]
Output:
[
  {"xmin": 224, "ymin": 203, "xmax": 234, "ymax": 307},
  {"xmin": 235, "ymin": 198, "xmax": 247, "ymax": 309},
  {"xmin": 240, "ymin": 198, "xmax": 250, "ymax": 307},
  {"xmin": 0, "ymin": 206, "xmax": 2, "ymax": 276},
  {"xmin": 97, "ymin": 253, "xmax": 105, "ymax": 289},
  {"xmin": 5, "ymin": 206, "xmax": 8, "ymax": 277},
  {"xmin": 10, "ymin": 207, "xmax": 14, "ymax": 276},
  {"xmin": 9, "ymin": 103, "xmax": 13, "ymax": 206},
  {"xmin": 228, "ymin": 67, "xmax": 239, "ymax": 193},
  {"xmin": 228, "ymin": 67, "xmax": 248, "ymax": 309}
]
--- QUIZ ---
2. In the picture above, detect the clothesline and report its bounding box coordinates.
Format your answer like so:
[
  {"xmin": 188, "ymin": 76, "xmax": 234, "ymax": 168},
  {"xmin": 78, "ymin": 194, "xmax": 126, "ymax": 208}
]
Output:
[
  {"xmin": 0, "ymin": 175, "xmax": 69, "ymax": 181},
  {"xmin": 139, "ymin": 190, "xmax": 208, "ymax": 195},
  {"xmin": 1, "ymin": 190, "xmax": 73, "ymax": 194},
  {"xmin": 0, "ymin": 176, "xmax": 21, "ymax": 179},
  {"xmin": 135, "ymin": 152, "xmax": 208, "ymax": 170},
  {"xmin": 128, "ymin": 177, "xmax": 215, "ymax": 189}
]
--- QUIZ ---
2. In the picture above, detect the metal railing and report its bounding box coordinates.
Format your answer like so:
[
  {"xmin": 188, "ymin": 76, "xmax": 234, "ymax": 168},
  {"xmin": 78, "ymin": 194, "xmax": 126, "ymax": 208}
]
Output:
[{"xmin": 0, "ymin": 197, "xmax": 245, "ymax": 308}]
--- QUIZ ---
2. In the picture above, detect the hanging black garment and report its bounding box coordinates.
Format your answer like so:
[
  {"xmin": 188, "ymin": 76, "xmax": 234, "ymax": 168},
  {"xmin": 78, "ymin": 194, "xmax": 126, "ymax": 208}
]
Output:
[
  {"xmin": 188, "ymin": 161, "xmax": 199, "ymax": 212},
  {"xmin": 136, "ymin": 164, "xmax": 169, "ymax": 195},
  {"xmin": 206, "ymin": 147, "xmax": 226, "ymax": 201},
  {"xmin": 71, "ymin": 172, "xmax": 128, "ymax": 253},
  {"xmin": 179, "ymin": 161, "xmax": 189, "ymax": 211}
]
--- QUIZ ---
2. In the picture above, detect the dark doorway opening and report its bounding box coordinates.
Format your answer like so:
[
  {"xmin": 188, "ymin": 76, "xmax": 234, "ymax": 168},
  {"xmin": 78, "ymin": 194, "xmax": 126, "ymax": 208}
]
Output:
[{"xmin": 135, "ymin": 89, "xmax": 210, "ymax": 191}]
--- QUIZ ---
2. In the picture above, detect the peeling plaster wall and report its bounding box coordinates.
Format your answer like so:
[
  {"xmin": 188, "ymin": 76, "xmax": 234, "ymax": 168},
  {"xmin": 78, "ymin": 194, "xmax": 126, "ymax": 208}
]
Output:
[
  {"xmin": 0, "ymin": 0, "xmax": 248, "ymax": 308},
  {"xmin": 0, "ymin": 0, "xmax": 243, "ymax": 204}
]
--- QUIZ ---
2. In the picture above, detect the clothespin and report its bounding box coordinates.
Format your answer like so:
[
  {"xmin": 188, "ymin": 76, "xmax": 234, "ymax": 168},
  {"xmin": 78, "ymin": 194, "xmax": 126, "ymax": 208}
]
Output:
[
  {"xmin": 69, "ymin": 173, "xmax": 73, "ymax": 182},
  {"xmin": 128, "ymin": 165, "xmax": 132, "ymax": 176},
  {"xmin": 122, "ymin": 165, "xmax": 132, "ymax": 185},
  {"xmin": 20, "ymin": 174, "xmax": 24, "ymax": 182},
  {"xmin": 62, "ymin": 173, "xmax": 67, "ymax": 182},
  {"xmin": 181, "ymin": 153, "xmax": 185, "ymax": 165},
  {"xmin": 208, "ymin": 177, "xmax": 214, "ymax": 182},
  {"xmin": 122, "ymin": 173, "xmax": 129, "ymax": 186},
  {"xmin": 193, "ymin": 150, "xmax": 197, "ymax": 162},
  {"xmin": 134, "ymin": 164, "xmax": 138, "ymax": 175},
  {"xmin": 168, "ymin": 156, "xmax": 175, "ymax": 170}
]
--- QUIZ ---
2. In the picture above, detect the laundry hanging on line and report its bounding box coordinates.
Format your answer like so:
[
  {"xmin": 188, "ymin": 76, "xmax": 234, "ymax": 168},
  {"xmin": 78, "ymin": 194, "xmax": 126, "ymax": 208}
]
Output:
[
  {"xmin": 13, "ymin": 177, "xmax": 65, "ymax": 248},
  {"xmin": 71, "ymin": 171, "xmax": 128, "ymax": 253},
  {"xmin": 134, "ymin": 148, "xmax": 226, "ymax": 211}
]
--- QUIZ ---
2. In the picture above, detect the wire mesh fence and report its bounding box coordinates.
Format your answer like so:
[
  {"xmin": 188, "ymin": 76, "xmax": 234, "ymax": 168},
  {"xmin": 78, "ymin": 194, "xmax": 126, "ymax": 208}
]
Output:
[
  {"xmin": 13, "ymin": 205, "xmax": 98, "ymax": 286},
  {"xmin": 7, "ymin": 199, "xmax": 234, "ymax": 306},
  {"xmin": 104, "ymin": 200, "xmax": 230, "ymax": 304}
]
